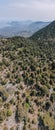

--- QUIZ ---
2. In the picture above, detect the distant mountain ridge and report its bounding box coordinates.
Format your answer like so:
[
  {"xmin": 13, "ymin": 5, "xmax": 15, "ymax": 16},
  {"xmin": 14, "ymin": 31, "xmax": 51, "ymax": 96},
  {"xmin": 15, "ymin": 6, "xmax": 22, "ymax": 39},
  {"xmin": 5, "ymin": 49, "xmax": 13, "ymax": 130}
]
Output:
[
  {"xmin": 31, "ymin": 21, "xmax": 55, "ymax": 41},
  {"xmin": 0, "ymin": 21, "xmax": 50, "ymax": 37}
]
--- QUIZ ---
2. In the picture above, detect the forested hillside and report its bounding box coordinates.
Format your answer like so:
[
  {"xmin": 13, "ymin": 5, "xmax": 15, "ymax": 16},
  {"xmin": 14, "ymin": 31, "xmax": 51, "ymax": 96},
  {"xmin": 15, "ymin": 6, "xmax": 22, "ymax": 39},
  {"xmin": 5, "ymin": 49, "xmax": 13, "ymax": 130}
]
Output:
[{"xmin": 0, "ymin": 21, "xmax": 55, "ymax": 130}]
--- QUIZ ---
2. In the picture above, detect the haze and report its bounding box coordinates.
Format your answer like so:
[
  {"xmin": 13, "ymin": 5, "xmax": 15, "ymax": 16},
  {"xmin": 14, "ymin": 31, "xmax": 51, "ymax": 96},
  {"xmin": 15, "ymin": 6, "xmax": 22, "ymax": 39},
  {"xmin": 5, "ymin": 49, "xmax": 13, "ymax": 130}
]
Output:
[{"xmin": 0, "ymin": 0, "xmax": 55, "ymax": 21}]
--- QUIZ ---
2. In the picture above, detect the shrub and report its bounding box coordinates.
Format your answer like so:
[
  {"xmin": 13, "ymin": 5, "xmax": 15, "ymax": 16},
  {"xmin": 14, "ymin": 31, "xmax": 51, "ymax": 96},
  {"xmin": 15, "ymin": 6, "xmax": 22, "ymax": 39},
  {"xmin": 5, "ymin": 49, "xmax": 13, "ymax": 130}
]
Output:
[
  {"xmin": 0, "ymin": 109, "xmax": 6, "ymax": 123},
  {"xmin": 10, "ymin": 127, "xmax": 14, "ymax": 130},
  {"xmin": 7, "ymin": 110, "xmax": 12, "ymax": 117},
  {"xmin": 50, "ymin": 93, "xmax": 55, "ymax": 102},
  {"xmin": 3, "ymin": 126, "xmax": 8, "ymax": 130},
  {"xmin": 45, "ymin": 101, "xmax": 51, "ymax": 111}
]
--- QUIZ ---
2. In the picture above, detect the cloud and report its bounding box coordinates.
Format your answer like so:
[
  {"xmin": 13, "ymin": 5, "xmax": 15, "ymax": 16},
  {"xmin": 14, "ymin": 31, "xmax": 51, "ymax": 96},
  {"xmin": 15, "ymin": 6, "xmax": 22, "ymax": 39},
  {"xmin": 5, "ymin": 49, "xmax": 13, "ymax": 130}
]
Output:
[{"xmin": 0, "ymin": 0, "xmax": 55, "ymax": 21}]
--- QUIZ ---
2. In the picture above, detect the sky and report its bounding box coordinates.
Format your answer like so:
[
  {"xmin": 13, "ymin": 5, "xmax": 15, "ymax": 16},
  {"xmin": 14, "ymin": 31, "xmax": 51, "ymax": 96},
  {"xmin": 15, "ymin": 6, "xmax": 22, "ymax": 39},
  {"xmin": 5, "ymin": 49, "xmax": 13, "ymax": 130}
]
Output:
[{"xmin": 0, "ymin": 0, "xmax": 55, "ymax": 21}]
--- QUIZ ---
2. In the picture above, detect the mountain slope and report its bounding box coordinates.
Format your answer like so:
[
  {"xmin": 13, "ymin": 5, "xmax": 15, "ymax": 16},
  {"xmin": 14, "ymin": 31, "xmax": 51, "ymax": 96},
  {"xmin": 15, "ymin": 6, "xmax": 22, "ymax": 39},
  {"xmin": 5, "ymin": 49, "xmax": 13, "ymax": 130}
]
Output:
[
  {"xmin": 30, "ymin": 21, "xmax": 55, "ymax": 41},
  {"xmin": 0, "ymin": 21, "xmax": 49, "ymax": 37},
  {"xmin": 0, "ymin": 21, "xmax": 55, "ymax": 130}
]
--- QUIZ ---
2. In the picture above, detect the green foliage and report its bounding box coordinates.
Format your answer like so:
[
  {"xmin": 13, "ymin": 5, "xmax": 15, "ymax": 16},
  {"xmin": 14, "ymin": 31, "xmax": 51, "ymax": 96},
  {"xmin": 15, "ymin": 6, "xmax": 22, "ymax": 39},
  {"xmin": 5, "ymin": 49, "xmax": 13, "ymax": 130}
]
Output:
[
  {"xmin": 3, "ymin": 126, "xmax": 8, "ymax": 130},
  {"xmin": 0, "ymin": 109, "xmax": 6, "ymax": 123},
  {"xmin": 0, "ymin": 86, "xmax": 8, "ymax": 101},
  {"xmin": 0, "ymin": 21, "xmax": 55, "ymax": 130},
  {"xmin": 7, "ymin": 109, "xmax": 12, "ymax": 117}
]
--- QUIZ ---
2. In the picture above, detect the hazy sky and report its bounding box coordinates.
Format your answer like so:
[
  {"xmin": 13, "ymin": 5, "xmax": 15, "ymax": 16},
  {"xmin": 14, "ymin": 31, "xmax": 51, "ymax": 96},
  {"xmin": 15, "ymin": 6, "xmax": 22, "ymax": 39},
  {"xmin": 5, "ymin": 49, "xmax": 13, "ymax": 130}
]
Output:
[{"xmin": 0, "ymin": 0, "xmax": 55, "ymax": 21}]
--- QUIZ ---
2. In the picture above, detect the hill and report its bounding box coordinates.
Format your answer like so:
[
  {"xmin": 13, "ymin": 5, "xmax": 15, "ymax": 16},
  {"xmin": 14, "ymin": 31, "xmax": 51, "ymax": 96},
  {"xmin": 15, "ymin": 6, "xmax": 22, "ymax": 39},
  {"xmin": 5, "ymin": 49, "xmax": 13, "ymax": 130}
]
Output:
[
  {"xmin": 0, "ymin": 21, "xmax": 55, "ymax": 130},
  {"xmin": 30, "ymin": 21, "xmax": 55, "ymax": 41},
  {"xmin": 0, "ymin": 21, "xmax": 49, "ymax": 37}
]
